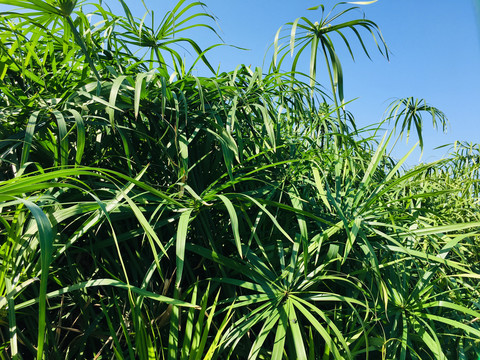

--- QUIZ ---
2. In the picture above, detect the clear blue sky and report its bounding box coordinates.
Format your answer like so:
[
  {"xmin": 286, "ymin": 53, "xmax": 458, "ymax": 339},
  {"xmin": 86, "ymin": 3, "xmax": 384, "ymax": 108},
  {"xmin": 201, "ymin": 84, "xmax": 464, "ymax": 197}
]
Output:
[{"xmin": 2, "ymin": 0, "xmax": 479, "ymax": 165}]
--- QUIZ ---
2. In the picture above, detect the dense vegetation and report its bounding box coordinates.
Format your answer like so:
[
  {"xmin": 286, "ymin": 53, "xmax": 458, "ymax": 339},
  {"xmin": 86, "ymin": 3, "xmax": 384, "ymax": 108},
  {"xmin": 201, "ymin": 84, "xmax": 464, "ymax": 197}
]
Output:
[{"xmin": 1, "ymin": 0, "xmax": 479, "ymax": 358}]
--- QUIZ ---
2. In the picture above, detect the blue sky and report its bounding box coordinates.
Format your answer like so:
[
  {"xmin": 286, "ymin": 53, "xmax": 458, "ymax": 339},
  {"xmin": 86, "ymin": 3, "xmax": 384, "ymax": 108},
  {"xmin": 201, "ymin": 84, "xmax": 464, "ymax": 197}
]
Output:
[{"xmin": 2, "ymin": 0, "xmax": 479, "ymax": 166}]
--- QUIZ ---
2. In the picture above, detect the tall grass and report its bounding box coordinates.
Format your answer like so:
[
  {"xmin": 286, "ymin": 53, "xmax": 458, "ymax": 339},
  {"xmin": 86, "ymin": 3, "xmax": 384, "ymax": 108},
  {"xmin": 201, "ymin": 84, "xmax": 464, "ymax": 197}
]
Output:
[{"xmin": 0, "ymin": 0, "xmax": 479, "ymax": 359}]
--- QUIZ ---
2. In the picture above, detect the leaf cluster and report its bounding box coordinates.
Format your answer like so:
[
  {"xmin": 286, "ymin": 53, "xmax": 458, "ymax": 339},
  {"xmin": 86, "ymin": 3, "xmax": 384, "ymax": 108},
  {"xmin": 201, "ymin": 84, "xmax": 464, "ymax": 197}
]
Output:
[{"xmin": 0, "ymin": 1, "xmax": 479, "ymax": 359}]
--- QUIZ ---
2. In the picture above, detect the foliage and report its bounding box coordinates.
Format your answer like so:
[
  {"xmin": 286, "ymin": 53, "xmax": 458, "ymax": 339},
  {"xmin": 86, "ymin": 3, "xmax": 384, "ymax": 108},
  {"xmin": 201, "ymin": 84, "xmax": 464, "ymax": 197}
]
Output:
[{"xmin": 0, "ymin": 0, "xmax": 479, "ymax": 359}]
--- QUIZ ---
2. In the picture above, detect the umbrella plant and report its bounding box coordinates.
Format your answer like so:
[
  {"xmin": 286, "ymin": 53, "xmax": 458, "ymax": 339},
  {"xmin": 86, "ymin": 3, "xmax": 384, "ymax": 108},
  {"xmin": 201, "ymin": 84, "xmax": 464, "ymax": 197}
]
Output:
[{"xmin": 0, "ymin": 0, "xmax": 479, "ymax": 359}]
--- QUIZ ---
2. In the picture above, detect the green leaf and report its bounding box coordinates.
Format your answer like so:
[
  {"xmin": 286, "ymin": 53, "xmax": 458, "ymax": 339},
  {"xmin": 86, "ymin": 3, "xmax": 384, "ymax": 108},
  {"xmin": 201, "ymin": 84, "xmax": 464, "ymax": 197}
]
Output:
[
  {"xmin": 217, "ymin": 195, "xmax": 242, "ymax": 257},
  {"xmin": 176, "ymin": 208, "xmax": 194, "ymax": 289},
  {"xmin": 248, "ymin": 312, "xmax": 280, "ymax": 360},
  {"xmin": 286, "ymin": 299, "xmax": 307, "ymax": 360},
  {"xmin": 16, "ymin": 199, "xmax": 52, "ymax": 360},
  {"xmin": 12, "ymin": 279, "xmax": 200, "ymax": 311},
  {"xmin": 21, "ymin": 111, "xmax": 40, "ymax": 167}
]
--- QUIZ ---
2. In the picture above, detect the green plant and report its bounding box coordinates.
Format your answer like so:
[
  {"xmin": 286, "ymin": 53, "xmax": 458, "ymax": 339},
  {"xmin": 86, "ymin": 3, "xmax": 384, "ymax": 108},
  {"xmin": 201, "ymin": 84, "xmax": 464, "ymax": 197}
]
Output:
[{"xmin": 1, "ymin": 1, "xmax": 479, "ymax": 359}]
